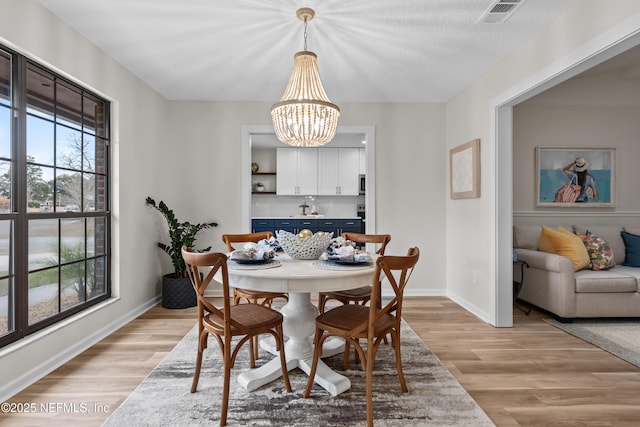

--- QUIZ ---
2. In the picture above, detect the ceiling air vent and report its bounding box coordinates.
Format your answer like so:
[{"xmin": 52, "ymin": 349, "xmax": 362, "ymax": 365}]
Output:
[{"xmin": 478, "ymin": 0, "xmax": 525, "ymax": 24}]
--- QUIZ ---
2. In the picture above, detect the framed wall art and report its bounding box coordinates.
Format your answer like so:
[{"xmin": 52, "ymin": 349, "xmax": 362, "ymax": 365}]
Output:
[
  {"xmin": 535, "ymin": 146, "xmax": 616, "ymax": 207},
  {"xmin": 450, "ymin": 139, "xmax": 480, "ymax": 199}
]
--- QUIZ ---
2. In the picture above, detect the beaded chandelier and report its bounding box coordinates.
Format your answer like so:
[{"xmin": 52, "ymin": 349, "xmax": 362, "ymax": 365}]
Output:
[{"xmin": 271, "ymin": 8, "xmax": 340, "ymax": 147}]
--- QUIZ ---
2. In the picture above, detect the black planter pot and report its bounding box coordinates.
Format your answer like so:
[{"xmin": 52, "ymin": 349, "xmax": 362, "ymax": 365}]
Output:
[{"xmin": 162, "ymin": 273, "xmax": 197, "ymax": 309}]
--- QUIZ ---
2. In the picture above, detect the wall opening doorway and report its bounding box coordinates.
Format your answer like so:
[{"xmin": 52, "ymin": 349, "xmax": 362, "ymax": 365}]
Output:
[
  {"xmin": 241, "ymin": 125, "xmax": 376, "ymax": 235},
  {"xmin": 492, "ymin": 25, "xmax": 640, "ymax": 327}
]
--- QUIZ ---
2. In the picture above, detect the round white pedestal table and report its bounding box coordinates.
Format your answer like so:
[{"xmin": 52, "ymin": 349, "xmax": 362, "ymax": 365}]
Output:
[{"xmin": 226, "ymin": 254, "xmax": 376, "ymax": 396}]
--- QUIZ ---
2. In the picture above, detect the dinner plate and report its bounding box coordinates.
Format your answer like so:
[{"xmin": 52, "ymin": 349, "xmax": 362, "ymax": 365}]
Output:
[
  {"xmin": 330, "ymin": 259, "xmax": 372, "ymax": 266},
  {"xmin": 230, "ymin": 258, "xmax": 272, "ymax": 265}
]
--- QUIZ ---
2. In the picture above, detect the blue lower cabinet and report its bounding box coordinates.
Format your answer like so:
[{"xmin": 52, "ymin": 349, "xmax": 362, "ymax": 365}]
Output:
[
  {"xmin": 252, "ymin": 219, "xmax": 274, "ymax": 233},
  {"xmin": 318, "ymin": 219, "xmax": 339, "ymax": 237},
  {"xmin": 318, "ymin": 219, "xmax": 362, "ymax": 237},
  {"xmin": 275, "ymin": 218, "xmax": 317, "ymax": 234},
  {"xmin": 337, "ymin": 219, "xmax": 361, "ymax": 234},
  {"xmin": 253, "ymin": 218, "xmax": 360, "ymax": 236},
  {"xmin": 295, "ymin": 219, "xmax": 318, "ymax": 233},
  {"xmin": 274, "ymin": 219, "xmax": 296, "ymax": 234}
]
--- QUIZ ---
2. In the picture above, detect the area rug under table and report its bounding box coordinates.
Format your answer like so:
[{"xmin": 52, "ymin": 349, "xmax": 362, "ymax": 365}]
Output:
[
  {"xmin": 102, "ymin": 321, "xmax": 494, "ymax": 426},
  {"xmin": 545, "ymin": 318, "xmax": 640, "ymax": 368}
]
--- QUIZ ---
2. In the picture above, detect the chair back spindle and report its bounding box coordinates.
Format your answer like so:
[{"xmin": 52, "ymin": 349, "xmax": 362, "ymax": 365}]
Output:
[{"xmin": 222, "ymin": 231, "xmax": 273, "ymax": 252}]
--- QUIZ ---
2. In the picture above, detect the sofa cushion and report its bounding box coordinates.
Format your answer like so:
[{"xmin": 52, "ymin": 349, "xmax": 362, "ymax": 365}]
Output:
[
  {"xmin": 513, "ymin": 225, "xmax": 542, "ymax": 250},
  {"xmin": 610, "ymin": 265, "xmax": 640, "ymax": 282},
  {"xmin": 513, "ymin": 224, "xmax": 571, "ymax": 250},
  {"xmin": 538, "ymin": 226, "xmax": 590, "ymax": 271},
  {"xmin": 573, "ymin": 225, "xmax": 625, "ymax": 265},
  {"xmin": 575, "ymin": 268, "xmax": 638, "ymax": 293},
  {"xmin": 575, "ymin": 230, "xmax": 616, "ymax": 271},
  {"xmin": 621, "ymin": 230, "xmax": 640, "ymax": 267}
]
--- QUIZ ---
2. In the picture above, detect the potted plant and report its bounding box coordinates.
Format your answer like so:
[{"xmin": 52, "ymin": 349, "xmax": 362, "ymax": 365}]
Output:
[
  {"xmin": 146, "ymin": 196, "xmax": 218, "ymax": 308},
  {"xmin": 254, "ymin": 182, "xmax": 265, "ymax": 192}
]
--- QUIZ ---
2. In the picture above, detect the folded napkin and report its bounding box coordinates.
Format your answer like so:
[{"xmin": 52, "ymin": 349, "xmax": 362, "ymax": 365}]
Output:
[
  {"xmin": 323, "ymin": 236, "xmax": 373, "ymax": 262},
  {"xmin": 326, "ymin": 236, "xmax": 355, "ymax": 254},
  {"xmin": 353, "ymin": 252, "xmax": 372, "ymax": 263},
  {"xmin": 229, "ymin": 241, "xmax": 275, "ymax": 261},
  {"xmin": 330, "ymin": 245, "xmax": 355, "ymax": 258},
  {"xmin": 258, "ymin": 236, "xmax": 281, "ymax": 251}
]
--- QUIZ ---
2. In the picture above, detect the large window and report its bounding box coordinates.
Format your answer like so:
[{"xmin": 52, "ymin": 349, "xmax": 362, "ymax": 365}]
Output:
[{"xmin": 0, "ymin": 46, "xmax": 110, "ymax": 348}]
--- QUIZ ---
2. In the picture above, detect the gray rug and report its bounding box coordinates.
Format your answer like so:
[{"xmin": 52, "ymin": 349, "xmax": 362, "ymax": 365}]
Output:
[
  {"xmin": 545, "ymin": 318, "xmax": 640, "ymax": 368},
  {"xmin": 102, "ymin": 321, "xmax": 494, "ymax": 426}
]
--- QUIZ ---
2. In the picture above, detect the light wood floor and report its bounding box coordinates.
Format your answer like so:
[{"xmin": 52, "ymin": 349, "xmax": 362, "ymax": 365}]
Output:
[{"xmin": 2, "ymin": 297, "xmax": 640, "ymax": 426}]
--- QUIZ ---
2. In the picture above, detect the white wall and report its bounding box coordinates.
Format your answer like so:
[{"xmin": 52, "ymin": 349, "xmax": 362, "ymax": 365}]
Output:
[
  {"xmin": 164, "ymin": 101, "xmax": 448, "ymax": 296},
  {"xmin": 6, "ymin": 0, "xmax": 640, "ymax": 399},
  {"xmin": 513, "ymin": 104, "xmax": 640, "ymax": 224},
  {"xmin": 0, "ymin": 0, "xmax": 170, "ymax": 399},
  {"xmin": 445, "ymin": 0, "xmax": 640, "ymax": 325}
]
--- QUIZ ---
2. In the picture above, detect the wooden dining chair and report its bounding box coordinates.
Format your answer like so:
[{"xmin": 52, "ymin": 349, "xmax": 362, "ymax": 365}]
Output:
[
  {"xmin": 304, "ymin": 247, "xmax": 419, "ymax": 427},
  {"xmin": 181, "ymin": 247, "xmax": 292, "ymax": 427},
  {"xmin": 222, "ymin": 231, "xmax": 288, "ymax": 306},
  {"xmin": 317, "ymin": 232, "xmax": 391, "ymax": 313},
  {"xmin": 222, "ymin": 232, "xmax": 289, "ymax": 362}
]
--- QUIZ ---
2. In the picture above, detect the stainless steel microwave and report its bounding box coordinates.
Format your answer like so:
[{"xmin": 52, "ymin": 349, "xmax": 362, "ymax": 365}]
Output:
[{"xmin": 359, "ymin": 174, "xmax": 366, "ymax": 195}]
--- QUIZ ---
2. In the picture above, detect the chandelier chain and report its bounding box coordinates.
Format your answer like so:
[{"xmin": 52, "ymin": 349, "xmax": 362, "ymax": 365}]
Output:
[{"xmin": 303, "ymin": 17, "xmax": 308, "ymax": 51}]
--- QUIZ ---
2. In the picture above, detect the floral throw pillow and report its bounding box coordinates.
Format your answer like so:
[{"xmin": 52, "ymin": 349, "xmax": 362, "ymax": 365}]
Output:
[{"xmin": 578, "ymin": 230, "xmax": 615, "ymax": 270}]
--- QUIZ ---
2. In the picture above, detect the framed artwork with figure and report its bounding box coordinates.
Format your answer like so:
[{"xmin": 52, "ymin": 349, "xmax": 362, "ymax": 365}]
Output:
[{"xmin": 535, "ymin": 146, "xmax": 616, "ymax": 207}]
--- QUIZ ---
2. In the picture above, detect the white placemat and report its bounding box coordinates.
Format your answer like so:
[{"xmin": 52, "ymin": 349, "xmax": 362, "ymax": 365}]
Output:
[
  {"xmin": 228, "ymin": 260, "xmax": 282, "ymax": 270},
  {"xmin": 311, "ymin": 260, "xmax": 373, "ymax": 271}
]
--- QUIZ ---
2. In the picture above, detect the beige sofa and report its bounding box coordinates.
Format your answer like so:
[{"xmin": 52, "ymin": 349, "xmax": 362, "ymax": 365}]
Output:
[{"xmin": 513, "ymin": 224, "xmax": 640, "ymax": 320}]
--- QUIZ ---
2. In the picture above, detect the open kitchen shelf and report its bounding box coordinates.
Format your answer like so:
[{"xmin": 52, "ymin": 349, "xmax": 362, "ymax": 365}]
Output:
[{"xmin": 252, "ymin": 172, "xmax": 276, "ymax": 194}]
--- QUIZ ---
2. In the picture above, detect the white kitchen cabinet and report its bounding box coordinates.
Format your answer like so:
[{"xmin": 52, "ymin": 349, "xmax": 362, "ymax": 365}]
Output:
[
  {"xmin": 318, "ymin": 148, "xmax": 360, "ymax": 195},
  {"xmin": 276, "ymin": 148, "xmax": 318, "ymax": 195}
]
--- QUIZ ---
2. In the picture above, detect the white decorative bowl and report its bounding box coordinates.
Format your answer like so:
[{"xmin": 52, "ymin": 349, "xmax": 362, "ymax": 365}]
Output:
[{"xmin": 276, "ymin": 230, "xmax": 334, "ymax": 260}]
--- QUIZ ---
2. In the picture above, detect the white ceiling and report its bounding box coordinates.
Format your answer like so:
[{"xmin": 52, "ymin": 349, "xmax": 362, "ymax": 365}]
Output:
[{"xmin": 37, "ymin": 0, "xmax": 577, "ymax": 104}]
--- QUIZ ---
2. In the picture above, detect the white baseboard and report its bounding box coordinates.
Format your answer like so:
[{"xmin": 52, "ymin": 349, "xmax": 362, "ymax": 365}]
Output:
[
  {"xmin": 399, "ymin": 288, "xmax": 447, "ymax": 297},
  {"xmin": 0, "ymin": 295, "xmax": 161, "ymax": 402},
  {"xmin": 446, "ymin": 290, "xmax": 492, "ymax": 324}
]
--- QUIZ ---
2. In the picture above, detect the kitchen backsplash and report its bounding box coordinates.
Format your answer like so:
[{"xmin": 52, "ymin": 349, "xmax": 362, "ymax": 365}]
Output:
[{"xmin": 252, "ymin": 195, "xmax": 364, "ymax": 218}]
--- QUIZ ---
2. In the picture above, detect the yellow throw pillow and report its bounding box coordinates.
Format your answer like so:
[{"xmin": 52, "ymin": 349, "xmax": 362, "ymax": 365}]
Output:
[
  {"xmin": 538, "ymin": 226, "xmax": 590, "ymax": 271},
  {"xmin": 538, "ymin": 226, "xmax": 555, "ymax": 253},
  {"xmin": 557, "ymin": 226, "xmax": 576, "ymax": 236}
]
